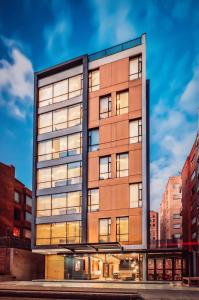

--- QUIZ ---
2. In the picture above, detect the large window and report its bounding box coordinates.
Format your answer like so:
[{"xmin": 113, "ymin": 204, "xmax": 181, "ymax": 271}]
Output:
[
  {"xmin": 88, "ymin": 188, "xmax": 99, "ymax": 212},
  {"xmin": 38, "ymin": 104, "xmax": 82, "ymax": 134},
  {"xmin": 89, "ymin": 128, "xmax": 99, "ymax": 152},
  {"xmin": 37, "ymin": 191, "xmax": 82, "ymax": 217},
  {"xmin": 37, "ymin": 162, "xmax": 82, "ymax": 190},
  {"xmin": 99, "ymin": 156, "xmax": 111, "ymax": 180},
  {"xmin": 116, "ymin": 153, "xmax": 128, "ymax": 177},
  {"xmin": 173, "ymin": 214, "xmax": 181, "ymax": 219},
  {"xmin": 100, "ymin": 95, "xmax": 111, "ymax": 119},
  {"xmin": 116, "ymin": 217, "xmax": 129, "ymax": 242},
  {"xmin": 89, "ymin": 69, "xmax": 99, "ymax": 92},
  {"xmin": 116, "ymin": 91, "xmax": 128, "ymax": 115},
  {"xmin": 38, "ymin": 133, "xmax": 82, "ymax": 162},
  {"xmin": 36, "ymin": 221, "xmax": 81, "ymax": 245},
  {"xmin": 173, "ymin": 224, "xmax": 181, "ymax": 229},
  {"xmin": 130, "ymin": 183, "xmax": 142, "ymax": 208},
  {"xmin": 99, "ymin": 218, "xmax": 111, "ymax": 242},
  {"xmin": 38, "ymin": 74, "xmax": 83, "ymax": 107},
  {"xmin": 25, "ymin": 212, "xmax": 32, "ymax": 223},
  {"xmin": 129, "ymin": 56, "xmax": 142, "ymax": 80},
  {"xmin": 130, "ymin": 119, "xmax": 142, "ymax": 143}
]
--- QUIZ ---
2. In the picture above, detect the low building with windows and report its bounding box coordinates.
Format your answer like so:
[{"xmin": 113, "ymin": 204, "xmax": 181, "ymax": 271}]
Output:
[
  {"xmin": 32, "ymin": 34, "xmax": 151, "ymax": 281},
  {"xmin": 0, "ymin": 162, "xmax": 44, "ymax": 280},
  {"xmin": 160, "ymin": 176, "xmax": 182, "ymax": 248},
  {"xmin": 181, "ymin": 133, "xmax": 199, "ymax": 276}
]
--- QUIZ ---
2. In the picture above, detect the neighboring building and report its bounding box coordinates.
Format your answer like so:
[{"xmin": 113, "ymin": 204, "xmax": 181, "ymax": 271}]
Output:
[
  {"xmin": 160, "ymin": 176, "xmax": 182, "ymax": 248},
  {"xmin": 0, "ymin": 162, "xmax": 32, "ymax": 241},
  {"xmin": 32, "ymin": 34, "xmax": 151, "ymax": 281},
  {"xmin": 150, "ymin": 211, "xmax": 159, "ymax": 247},
  {"xmin": 0, "ymin": 162, "xmax": 44, "ymax": 280},
  {"xmin": 181, "ymin": 133, "xmax": 199, "ymax": 276}
]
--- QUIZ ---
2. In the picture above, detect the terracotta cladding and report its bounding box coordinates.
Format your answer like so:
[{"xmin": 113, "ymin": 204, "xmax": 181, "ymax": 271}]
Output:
[
  {"xmin": 0, "ymin": 163, "xmax": 32, "ymax": 238},
  {"xmin": 87, "ymin": 57, "xmax": 142, "ymax": 245}
]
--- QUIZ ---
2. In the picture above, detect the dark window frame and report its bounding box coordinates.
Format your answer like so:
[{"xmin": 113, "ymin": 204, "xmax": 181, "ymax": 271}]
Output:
[
  {"xmin": 99, "ymin": 218, "xmax": 111, "ymax": 243},
  {"xmin": 116, "ymin": 217, "xmax": 129, "ymax": 242},
  {"xmin": 116, "ymin": 152, "xmax": 129, "ymax": 178},
  {"xmin": 129, "ymin": 55, "xmax": 142, "ymax": 80},
  {"xmin": 116, "ymin": 90, "xmax": 129, "ymax": 115},
  {"xmin": 88, "ymin": 188, "xmax": 99, "ymax": 212},
  {"xmin": 99, "ymin": 94, "xmax": 112, "ymax": 119},
  {"xmin": 88, "ymin": 128, "xmax": 99, "ymax": 152},
  {"xmin": 99, "ymin": 155, "xmax": 111, "ymax": 180}
]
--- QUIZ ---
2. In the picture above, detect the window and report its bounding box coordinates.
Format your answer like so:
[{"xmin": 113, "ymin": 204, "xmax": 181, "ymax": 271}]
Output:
[
  {"xmin": 129, "ymin": 56, "xmax": 142, "ymax": 80},
  {"xmin": 26, "ymin": 195, "xmax": 32, "ymax": 207},
  {"xmin": 192, "ymin": 216, "xmax": 196, "ymax": 225},
  {"xmin": 116, "ymin": 91, "xmax": 128, "ymax": 115},
  {"xmin": 14, "ymin": 208, "xmax": 21, "ymax": 221},
  {"xmin": 89, "ymin": 69, "xmax": 99, "ymax": 92},
  {"xmin": 24, "ymin": 229, "xmax": 31, "ymax": 239},
  {"xmin": 36, "ymin": 221, "xmax": 81, "ymax": 245},
  {"xmin": 89, "ymin": 128, "xmax": 99, "ymax": 151},
  {"xmin": 192, "ymin": 232, "xmax": 197, "ymax": 240},
  {"xmin": 99, "ymin": 218, "xmax": 111, "ymax": 242},
  {"xmin": 38, "ymin": 104, "xmax": 82, "ymax": 135},
  {"xmin": 173, "ymin": 194, "xmax": 181, "ymax": 200},
  {"xmin": 116, "ymin": 153, "xmax": 128, "ymax": 177},
  {"xmin": 13, "ymin": 227, "xmax": 20, "ymax": 237},
  {"xmin": 38, "ymin": 133, "xmax": 82, "ymax": 162},
  {"xmin": 99, "ymin": 156, "xmax": 111, "ymax": 180},
  {"xmin": 88, "ymin": 188, "xmax": 99, "ymax": 212},
  {"xmin": 14, "ymin": 191, "xmax": 20, "ymax": 203},
  {"xmin": 116, "ymin": 217, "xmax": 129, "ymax": 242},
  {"xmin": 173, "ymin": 183, "xmax": 180, "ymax": 190},
  {"xmin": 191, "ymin": 171, "xmax": 195, "ymax": 181},
  {"xmin": 173, "ymin": 214, "xmax": 181, "ymax": 219},
  {"xmin": 130, "ymin": 183, "xmax": 142, "ymax": 208},
  {"xmin": 37, "ymin": 192, "xmax": 82, "ymax": 218},
  {"xmin": 173, "ymin": 224, "xmax": 181, "ymax": 229},
  {"xmin": 100, "ymin": 95, "xmax": 111, "ymax": 119},
  {"xmin": 38, "ymin": 75, "xmax": 82, "ymax": 107},
  {"xmin": 25, "ymin": 212, "xmax": 32, "ymax": 223},
  {"xmin": 173, "ymin": 233, "xmax": 181, "ymax": 239},
  {"xmin": 37, "ymin": 162, "xmax": 82, "ymax": 190},
  {"xmin": 130, "ymin": 119, "xmax": 142, "ymax": 143}
]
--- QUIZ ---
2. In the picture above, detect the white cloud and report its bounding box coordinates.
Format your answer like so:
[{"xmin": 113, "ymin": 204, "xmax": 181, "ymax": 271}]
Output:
[
  {"xmin": 90, "ymin": 0, "xmax": 136, "ymax": 48},
  {"xmin": 150, "ymin": 59, "xmax": 199, "ymax": 211},
  {"xmin": 0, "ymin": 36, "xmax": 33, "ymax": 119},
  {"xmin": 43, "ymin": 1, "xmax": 71, "ymax": 62}
]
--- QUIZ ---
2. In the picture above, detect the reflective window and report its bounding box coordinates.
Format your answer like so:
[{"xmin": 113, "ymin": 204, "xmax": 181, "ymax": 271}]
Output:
[
  {"xmin": 130, "ymin": 119, "xmax": 142, "ymax": 143},
  {"xmin": 99, "ymin": 218, "xmax": 111, "ymax": 242},
  {"xmin": 116, "ymin": 91, "xmax": 128, "ymax": 115},
  {"xmin": 88, "ymin": 188, "xmax": 99, "ymax": 212},
  {"xmin": 130, "ymin": 183, "xmax": 142, "ymax": 208},
  {"xmin": 116, "ymin": 217, "xmax": 129, "ymax": 242},
  {"xmin": 99, "ymin": 156, "xmax": 111, "ymax": 180},
  {"xmin": 26, "ymin": 195, "xmax": 32, "ymax": 207},
  {"xmin": 89, "ymin": 69, "xmax": 100, "ymax": 92},
  {"xmin": 129, "ymin": 56, "xmax": 142, "ymax": 80},
  {"xmin": 89, "ymin": 128, "xmax": 99, "ymax": 151},
  {"xmin": 38, "ymin": 75, "xmax": 82, "ymax": 107},
  {"xmin": 36, "ymin": 222, "xmax": 81, "ymax": 245},
  {"xmin": 100, "ymin": 95, "xmax": 111, "ymax": 119},
  {"xmin": 37, "ymin": 192, "xmax": 81, "ymax": 217},
  {"xmin": 25, "ymin": 212, "xmax": 32, "ymax": 223},
  {"xmin": 37, "ymin": 162, "xmax": 82, "ymax": 190},
  {"xmin": 38, "ymin": 112, "xmax": 52, "ymax": 134},
  {"xmin": 116, "ymin": 153, "xmax": 128, "ymax": 177},
  {"xmin": 14, "ymin": 191, "xmax": 20, "ymax": 203},
  {"xmin": 38, "ymin": 133, "xmax": 81, "ymax": 162},
  {"xmin": 38, "ymin": 104, "xmax": 81, "ymax": 135},
  {"xmin": 24, "ymin": 229, "xmax": 31, "ymax": 239}
]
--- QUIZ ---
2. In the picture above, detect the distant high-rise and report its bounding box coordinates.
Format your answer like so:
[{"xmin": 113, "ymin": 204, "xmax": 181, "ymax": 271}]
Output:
[
  {"xmin": 160, "ymin": 176, "xmax": 182, "ymax": 247},
  {"xmin": 150, "ymin": 211, "xmax": 159, "ymax": 247}
]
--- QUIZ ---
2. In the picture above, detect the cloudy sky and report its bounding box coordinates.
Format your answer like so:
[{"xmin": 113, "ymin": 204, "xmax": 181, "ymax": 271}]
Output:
[{"xmin": 0, "ymin": 0, "xmax": 198, "ymax": 211}]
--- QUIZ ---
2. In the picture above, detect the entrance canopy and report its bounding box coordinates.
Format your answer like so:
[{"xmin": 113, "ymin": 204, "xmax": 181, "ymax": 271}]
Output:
[{"xmin": 58, "ymin": 242, "xmax": 123, "ymax": 254}]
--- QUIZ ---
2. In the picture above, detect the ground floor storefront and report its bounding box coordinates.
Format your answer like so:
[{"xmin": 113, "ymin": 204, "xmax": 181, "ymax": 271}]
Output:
[{"xmin": 42, "ymin": 246, "xmax": 187, "ymax": 281}]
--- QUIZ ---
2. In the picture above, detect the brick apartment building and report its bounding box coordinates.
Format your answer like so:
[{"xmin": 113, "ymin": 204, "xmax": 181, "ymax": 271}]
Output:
[
  {"xmin": 150, "ymin": 211, "xmax": 159, "ymax": 247},
  {"xmin": 181, "ymin": 133, "xmax": 199, "ymax": 276},
  {"xmin": 160, "ymin": 176, "xmax": 182, "ymax": 248},
  {"xmin": 0, "ymin": 162, "xmax": 44, "ymax": 280}
]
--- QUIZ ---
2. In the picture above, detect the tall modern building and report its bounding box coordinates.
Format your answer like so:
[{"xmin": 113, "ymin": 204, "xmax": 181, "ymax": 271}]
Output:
[
  {"xmin": 181, "ymin": 133, "xmax": 199, "ymax": 276},
  {"xmin": 160, "ymin": 176, "xmax": 182, "ymax": 247},
  {"xmin": 32, "ymin": 34, "xmax": 150, "ymax": 280}
]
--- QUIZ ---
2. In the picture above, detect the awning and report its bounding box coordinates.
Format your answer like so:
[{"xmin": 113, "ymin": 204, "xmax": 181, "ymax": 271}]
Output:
[{"xmin": 58, "ymin": 242, "xmax": 123, "ymax": 254}]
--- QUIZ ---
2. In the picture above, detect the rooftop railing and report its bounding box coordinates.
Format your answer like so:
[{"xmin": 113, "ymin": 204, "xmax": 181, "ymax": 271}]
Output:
[{"xmin": 88, "ymin": 36, "xmax": 142, "ymax": 62}]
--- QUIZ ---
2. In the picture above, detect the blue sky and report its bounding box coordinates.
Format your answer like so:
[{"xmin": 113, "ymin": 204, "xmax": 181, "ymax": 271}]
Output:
[{"xmin": 0, "ymin": 0, "xmax": 198, "ymax": 210}]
